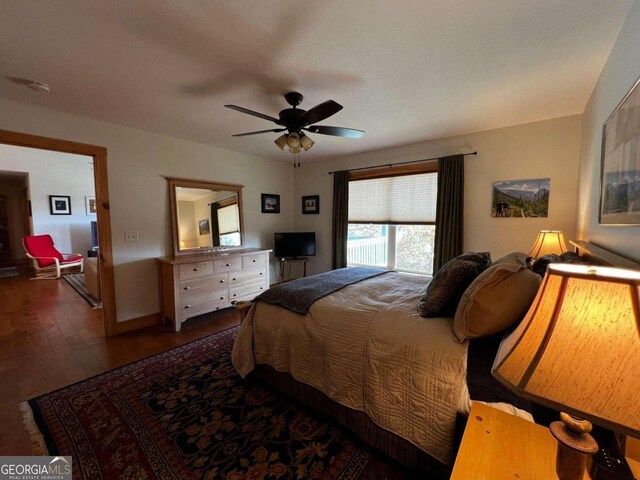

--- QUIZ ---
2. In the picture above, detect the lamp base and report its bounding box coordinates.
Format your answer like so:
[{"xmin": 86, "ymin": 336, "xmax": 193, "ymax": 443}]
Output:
[{"xmin": 550, "ymin": 413, "xmax": 599, "ymax": 480}]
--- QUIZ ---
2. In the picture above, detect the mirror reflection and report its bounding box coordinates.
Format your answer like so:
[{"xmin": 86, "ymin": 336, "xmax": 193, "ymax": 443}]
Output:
[{"xmin": 169, "ymin": 178, "xmax": 244, "ymax": 255}]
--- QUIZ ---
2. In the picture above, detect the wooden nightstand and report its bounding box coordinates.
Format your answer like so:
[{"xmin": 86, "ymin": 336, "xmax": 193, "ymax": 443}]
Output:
[{"xmin": 451, "ymin": 403, "xmax": 640, "ymax": 480}]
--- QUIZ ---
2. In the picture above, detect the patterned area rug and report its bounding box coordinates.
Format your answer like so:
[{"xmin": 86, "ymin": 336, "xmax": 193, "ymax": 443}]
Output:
[
  {"xmin": 62, "ymin": 273, "xmax": 102, "ymax": 308},
  {"xmin": 25, "ymin": 327, "xmax": 412, "ymax": 479}
]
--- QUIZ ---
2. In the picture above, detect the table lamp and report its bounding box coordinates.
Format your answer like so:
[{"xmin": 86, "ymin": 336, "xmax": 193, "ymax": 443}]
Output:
[
  {"xmin": 529, "ymin": 230, "xmax": 568, "ymax": 258},
  {"xmin": 492, "ymin": 264, "xmax": 640, "ymax": 480}
]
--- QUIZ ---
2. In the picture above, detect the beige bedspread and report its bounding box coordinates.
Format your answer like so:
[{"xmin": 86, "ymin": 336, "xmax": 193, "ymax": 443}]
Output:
[{"xmin": 232, "ymin": 272, "xmax": 467, "ymax": 464}]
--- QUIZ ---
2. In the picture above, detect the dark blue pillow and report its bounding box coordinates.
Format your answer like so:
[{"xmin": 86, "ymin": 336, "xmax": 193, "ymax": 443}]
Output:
[{"xmin": 418, "ymin": 252, "xmax": 492, "ymax": 317}]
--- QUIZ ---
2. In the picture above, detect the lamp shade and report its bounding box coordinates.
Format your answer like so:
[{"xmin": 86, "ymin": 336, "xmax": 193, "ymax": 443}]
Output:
[
  {"xmin": 492, "ymin": 264, "xmax": 640, "ymax": 437},
  {"xmin": 529, "ymin": 230, "xmax": 568, "ymax": 258},
  {"xmin": 274, "ymin": 134, "xmax": 287, "ymax": 151},
  {"xmin": 300, "ymin": 133, "xmax": 314, "ymax": 151}
]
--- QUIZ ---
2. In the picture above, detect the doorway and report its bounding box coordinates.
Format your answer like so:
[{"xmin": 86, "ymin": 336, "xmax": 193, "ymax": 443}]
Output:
[
  {"xmin": 0, "ymin": 171, "xmax": 29, "ymax": 267},
  {"xmin": 0, "ymin": 129, "xmax": 116, "ymax": 336}
]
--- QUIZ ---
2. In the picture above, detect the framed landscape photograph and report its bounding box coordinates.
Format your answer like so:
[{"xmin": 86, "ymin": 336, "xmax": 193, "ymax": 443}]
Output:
[
  {"xmin": 302, "ymin": 195, "xmax": 319, "ymax": 214},
  {"xmin": 49, "ymin": 195, "xmax": 71, "ymax": 215},
  {"xmin": 491, "ymin": 178, "xmax": 550, "ymax": 218},
  {"xmin": 261, "ymin": 193, "xmax": 280, "ymax": 213},
  {"xmin": 85, "ymin": 196, "xmax": 97, "ymax": 215},
  {"xmin": 599, "ymin": 76, "xmax": 640, "ymax": 225}
]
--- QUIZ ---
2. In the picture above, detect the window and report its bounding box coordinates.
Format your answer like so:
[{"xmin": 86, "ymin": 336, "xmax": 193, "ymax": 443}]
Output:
[
  {"xmin": 217, "ymin": 203, "xmax": 241, "ymax": 246},
  {"xmin": 347, "ymin": 167, "xmax": 437, "ymax": 275}
]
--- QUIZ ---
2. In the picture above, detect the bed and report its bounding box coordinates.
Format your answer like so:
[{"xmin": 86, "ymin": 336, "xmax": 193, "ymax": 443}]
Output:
[{"xmin": 231, "ymin": 242, "xmax": 639, "ymax": 477}]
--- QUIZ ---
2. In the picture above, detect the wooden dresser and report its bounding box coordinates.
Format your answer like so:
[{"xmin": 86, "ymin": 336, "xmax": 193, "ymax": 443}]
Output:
[{"xmin": 157, "ymin": 248, "xmax": 271, "ymax": 331}]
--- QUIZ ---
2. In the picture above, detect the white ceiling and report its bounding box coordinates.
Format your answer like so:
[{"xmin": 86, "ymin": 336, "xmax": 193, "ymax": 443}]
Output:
[{"xmin": 0, "ymin": 1, "xmax": 633, "ymax": 162}]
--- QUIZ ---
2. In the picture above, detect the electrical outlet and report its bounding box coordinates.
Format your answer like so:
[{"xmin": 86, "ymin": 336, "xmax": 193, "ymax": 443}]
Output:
[{"xmin": 125, "ymin": 231, "xmax": 138, "ymax": 242}]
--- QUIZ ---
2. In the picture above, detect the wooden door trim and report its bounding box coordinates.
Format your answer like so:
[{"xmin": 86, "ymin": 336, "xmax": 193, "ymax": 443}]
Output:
[{"xmin": 0, "ymin": 129, "xmax": 117, "ymax": 336}]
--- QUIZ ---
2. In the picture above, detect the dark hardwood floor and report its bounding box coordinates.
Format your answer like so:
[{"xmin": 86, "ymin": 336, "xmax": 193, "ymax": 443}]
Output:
[{"xmin": 0, "ymin": 267, "xmax": 239, "ymax": 455}]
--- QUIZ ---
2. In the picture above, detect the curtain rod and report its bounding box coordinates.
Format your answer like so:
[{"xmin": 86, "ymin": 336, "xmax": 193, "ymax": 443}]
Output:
[{"xmin": 328, "ymin": 151, "xmax": 477, "ymax": 175}]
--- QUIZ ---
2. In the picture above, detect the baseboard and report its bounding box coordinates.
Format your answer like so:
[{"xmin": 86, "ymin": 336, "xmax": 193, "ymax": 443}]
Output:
[{"xmin": 113, "ymin": 312, "xmax": 162, "ymax": 335}]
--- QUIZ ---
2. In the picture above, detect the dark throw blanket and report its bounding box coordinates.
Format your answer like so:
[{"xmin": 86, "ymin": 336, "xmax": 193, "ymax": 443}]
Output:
[{"xmin": 256, "ymin": 267, "xmax": 390, "ymax": 314}]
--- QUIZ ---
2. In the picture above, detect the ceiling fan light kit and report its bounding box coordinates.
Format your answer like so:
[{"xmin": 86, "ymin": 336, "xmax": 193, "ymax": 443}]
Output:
[{"xmin": 225, "ymin": 91, "xmax": 364, "ymax": 163}]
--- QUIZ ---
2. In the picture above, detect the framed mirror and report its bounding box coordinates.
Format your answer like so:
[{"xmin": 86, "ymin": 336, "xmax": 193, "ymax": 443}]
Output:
[{"xmin": 168, "ymin": 177, "xmax": 245, "ymax": 256}]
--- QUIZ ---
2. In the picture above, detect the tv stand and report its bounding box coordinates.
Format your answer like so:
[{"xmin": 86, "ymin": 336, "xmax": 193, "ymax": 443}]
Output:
[{"xmin": 279, "ymin": 257, "xmax": 308, "ymax": 283}]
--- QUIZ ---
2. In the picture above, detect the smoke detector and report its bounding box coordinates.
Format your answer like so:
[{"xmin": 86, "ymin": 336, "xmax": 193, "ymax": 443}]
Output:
[{"xmin": 28, "ymin": 81, "xmax": 51, "ymax": 93}]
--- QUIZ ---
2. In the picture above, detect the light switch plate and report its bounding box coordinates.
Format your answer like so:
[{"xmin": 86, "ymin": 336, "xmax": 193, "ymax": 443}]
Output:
[{"xmin": 125, "ymin": 231, "xmax": 138, "ymax": 242}]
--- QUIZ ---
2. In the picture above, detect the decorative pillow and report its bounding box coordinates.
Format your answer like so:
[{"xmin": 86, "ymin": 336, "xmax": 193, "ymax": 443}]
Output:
[
  {"xmin": 418, "ymin": 252, "xmax": 492, "ymax": 317},
  {"xmin": 531, "ymin": 253, "xmax": 562, "ymax": 276},
  {"xmin": 493, "ymin": 251, "xmax": 533, "ymax": 269},
  {"xmin": 531, "ymin": 251, "xmax": 588, "ymax": 276},
  {"xmin": 560, "ymin": 251, "xmax": 588, "ymax": 264},
  {"xmin": 453, "ymin": 253, "xmax": 541, "ymax": 342}
]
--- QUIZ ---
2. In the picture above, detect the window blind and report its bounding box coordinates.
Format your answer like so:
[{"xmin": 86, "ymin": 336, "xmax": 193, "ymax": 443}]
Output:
[
  {"xmin": 348, "ymin": 172, "xmax": 438, "ymax": 224},
  {"xmin": 217, "ymin": 204, "xmax": 240, "ymax": 234}
]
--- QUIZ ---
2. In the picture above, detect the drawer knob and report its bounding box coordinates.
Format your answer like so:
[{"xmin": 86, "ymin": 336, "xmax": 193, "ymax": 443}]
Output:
[
  {"xmin": 260, "ymin": 287, "xmax": 264, "ymax": 290},
  {"xmin": 219, "ymin": 279, "xmax": 225, "ymax": 283},
  {"xmin": 233, "ymin": 293, "xmax": 237, "ymax": 297},
  {"xmin": 220, "ymin": 296, "xmax": 225, "ymax": 300},
  {"xmin": 225, "ymin": 263, "xmax": 231, "ymax": 267},
  {"xmin": 232, "ymin": 277, "xmax": 237, "ymax": 281},
  {"xmin": 184, "ymin": 286, "xmax": 191, "ymax": 290},
  {"xmin": 193, "ymin": 268, "xmax": 200, "ymax": 272},
  {"xmin": 259, "ymin": 272, "xmax": 263, "ymax": 275},
  {"xmin": 184, "ymin": 305, "xmax": 191, "ymax": 309},
  {"xmin": 252, "ymin": 259, "xmax": 256, "ymax": 263}
]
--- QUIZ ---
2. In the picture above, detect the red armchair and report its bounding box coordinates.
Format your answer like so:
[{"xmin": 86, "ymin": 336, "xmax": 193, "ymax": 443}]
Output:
[{"xmin": 23, "ymin": 234, "xmax": 84, "ymax": 279}]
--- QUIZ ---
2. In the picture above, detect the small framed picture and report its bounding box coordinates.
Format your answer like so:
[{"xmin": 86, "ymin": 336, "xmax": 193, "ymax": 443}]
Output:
[
  {"xmin": 302, "ymin": 195, "xmax": 320, "ymax": 214},
  {"xmin": 49, "ymin": 195, "xmax": 71, "ymax": 215},
  {"xmin": 85, "ymin": 196, "xmax": 97, "ymax": 215},
  {"xmin": 198, "ymin": 218, "xmax": 210, "ymax": 235},
  {"xmin": 261, "ymin": 193, "xmax": 280, "ymax": 213}
]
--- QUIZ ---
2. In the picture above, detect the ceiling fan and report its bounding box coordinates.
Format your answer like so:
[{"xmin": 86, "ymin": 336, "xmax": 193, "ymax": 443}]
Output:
[{"xmin": 225, "ymin": 92, "xmax": 364, "ymax": 154}]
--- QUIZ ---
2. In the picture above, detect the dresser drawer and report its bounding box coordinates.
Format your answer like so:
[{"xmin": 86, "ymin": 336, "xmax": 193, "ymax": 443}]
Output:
[
  {"xmin": 229, "ymin": 266, "xmax": 267, "ymax": 286},
  {"xmin": 179, "ymin": 274, "xmax": 228, "ymax": 298},
  {"xmin": 242, "ymin": 253, "xmax": 266, "ymax": 268},
  {"xmin": 179, "ymin": 290, "xmax": 228, "ymax": 320},
  {"xmin": 178, "ymin": 261, "xmax": 214, "ymax": 280},
  {"xmin": 229, "ymin": 281, "xmax": 268, "ymax": 302},
  {"xmin": 214, "ymin": 257, "xmax": 242, "ymax": 272}
]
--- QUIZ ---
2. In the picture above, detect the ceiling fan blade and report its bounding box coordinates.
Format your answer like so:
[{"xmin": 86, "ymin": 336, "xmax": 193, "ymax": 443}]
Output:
[
  {"xmin": 299, "ymin": 100, "xmax": 343, "ymax": 126},
  {"xmin": 225, "ymin": 105, "xmax": 282, "ymax": 125},
  {"xmin": 232, "ymin": 128, "xmax": 287, "ymax": 137},
  {"xmin": 305, "ymin": 125, "xmax": 364, "ymax": 138}
]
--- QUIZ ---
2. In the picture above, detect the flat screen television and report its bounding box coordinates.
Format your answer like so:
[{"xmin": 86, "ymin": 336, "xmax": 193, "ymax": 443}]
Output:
[{"xmin": 274, "ymin": 232, "xmax": 316, "ymax": 259}]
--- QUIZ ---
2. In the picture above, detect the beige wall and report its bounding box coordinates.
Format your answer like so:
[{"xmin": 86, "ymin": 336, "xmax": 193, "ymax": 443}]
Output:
[
  {"xmin": 295, "ymin": 115, "xmax": 582, "ymax": 275},
  {"xmin": 577, "ymin": 0, "xmax": 640, "ymax": 262},
  {"xmin": 177, "ymin": 200, "xmax": 198, "ymax": 248},
  {"xmin": 0, "ymin": 99, "xmax": 294, "ymax": 323}
]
